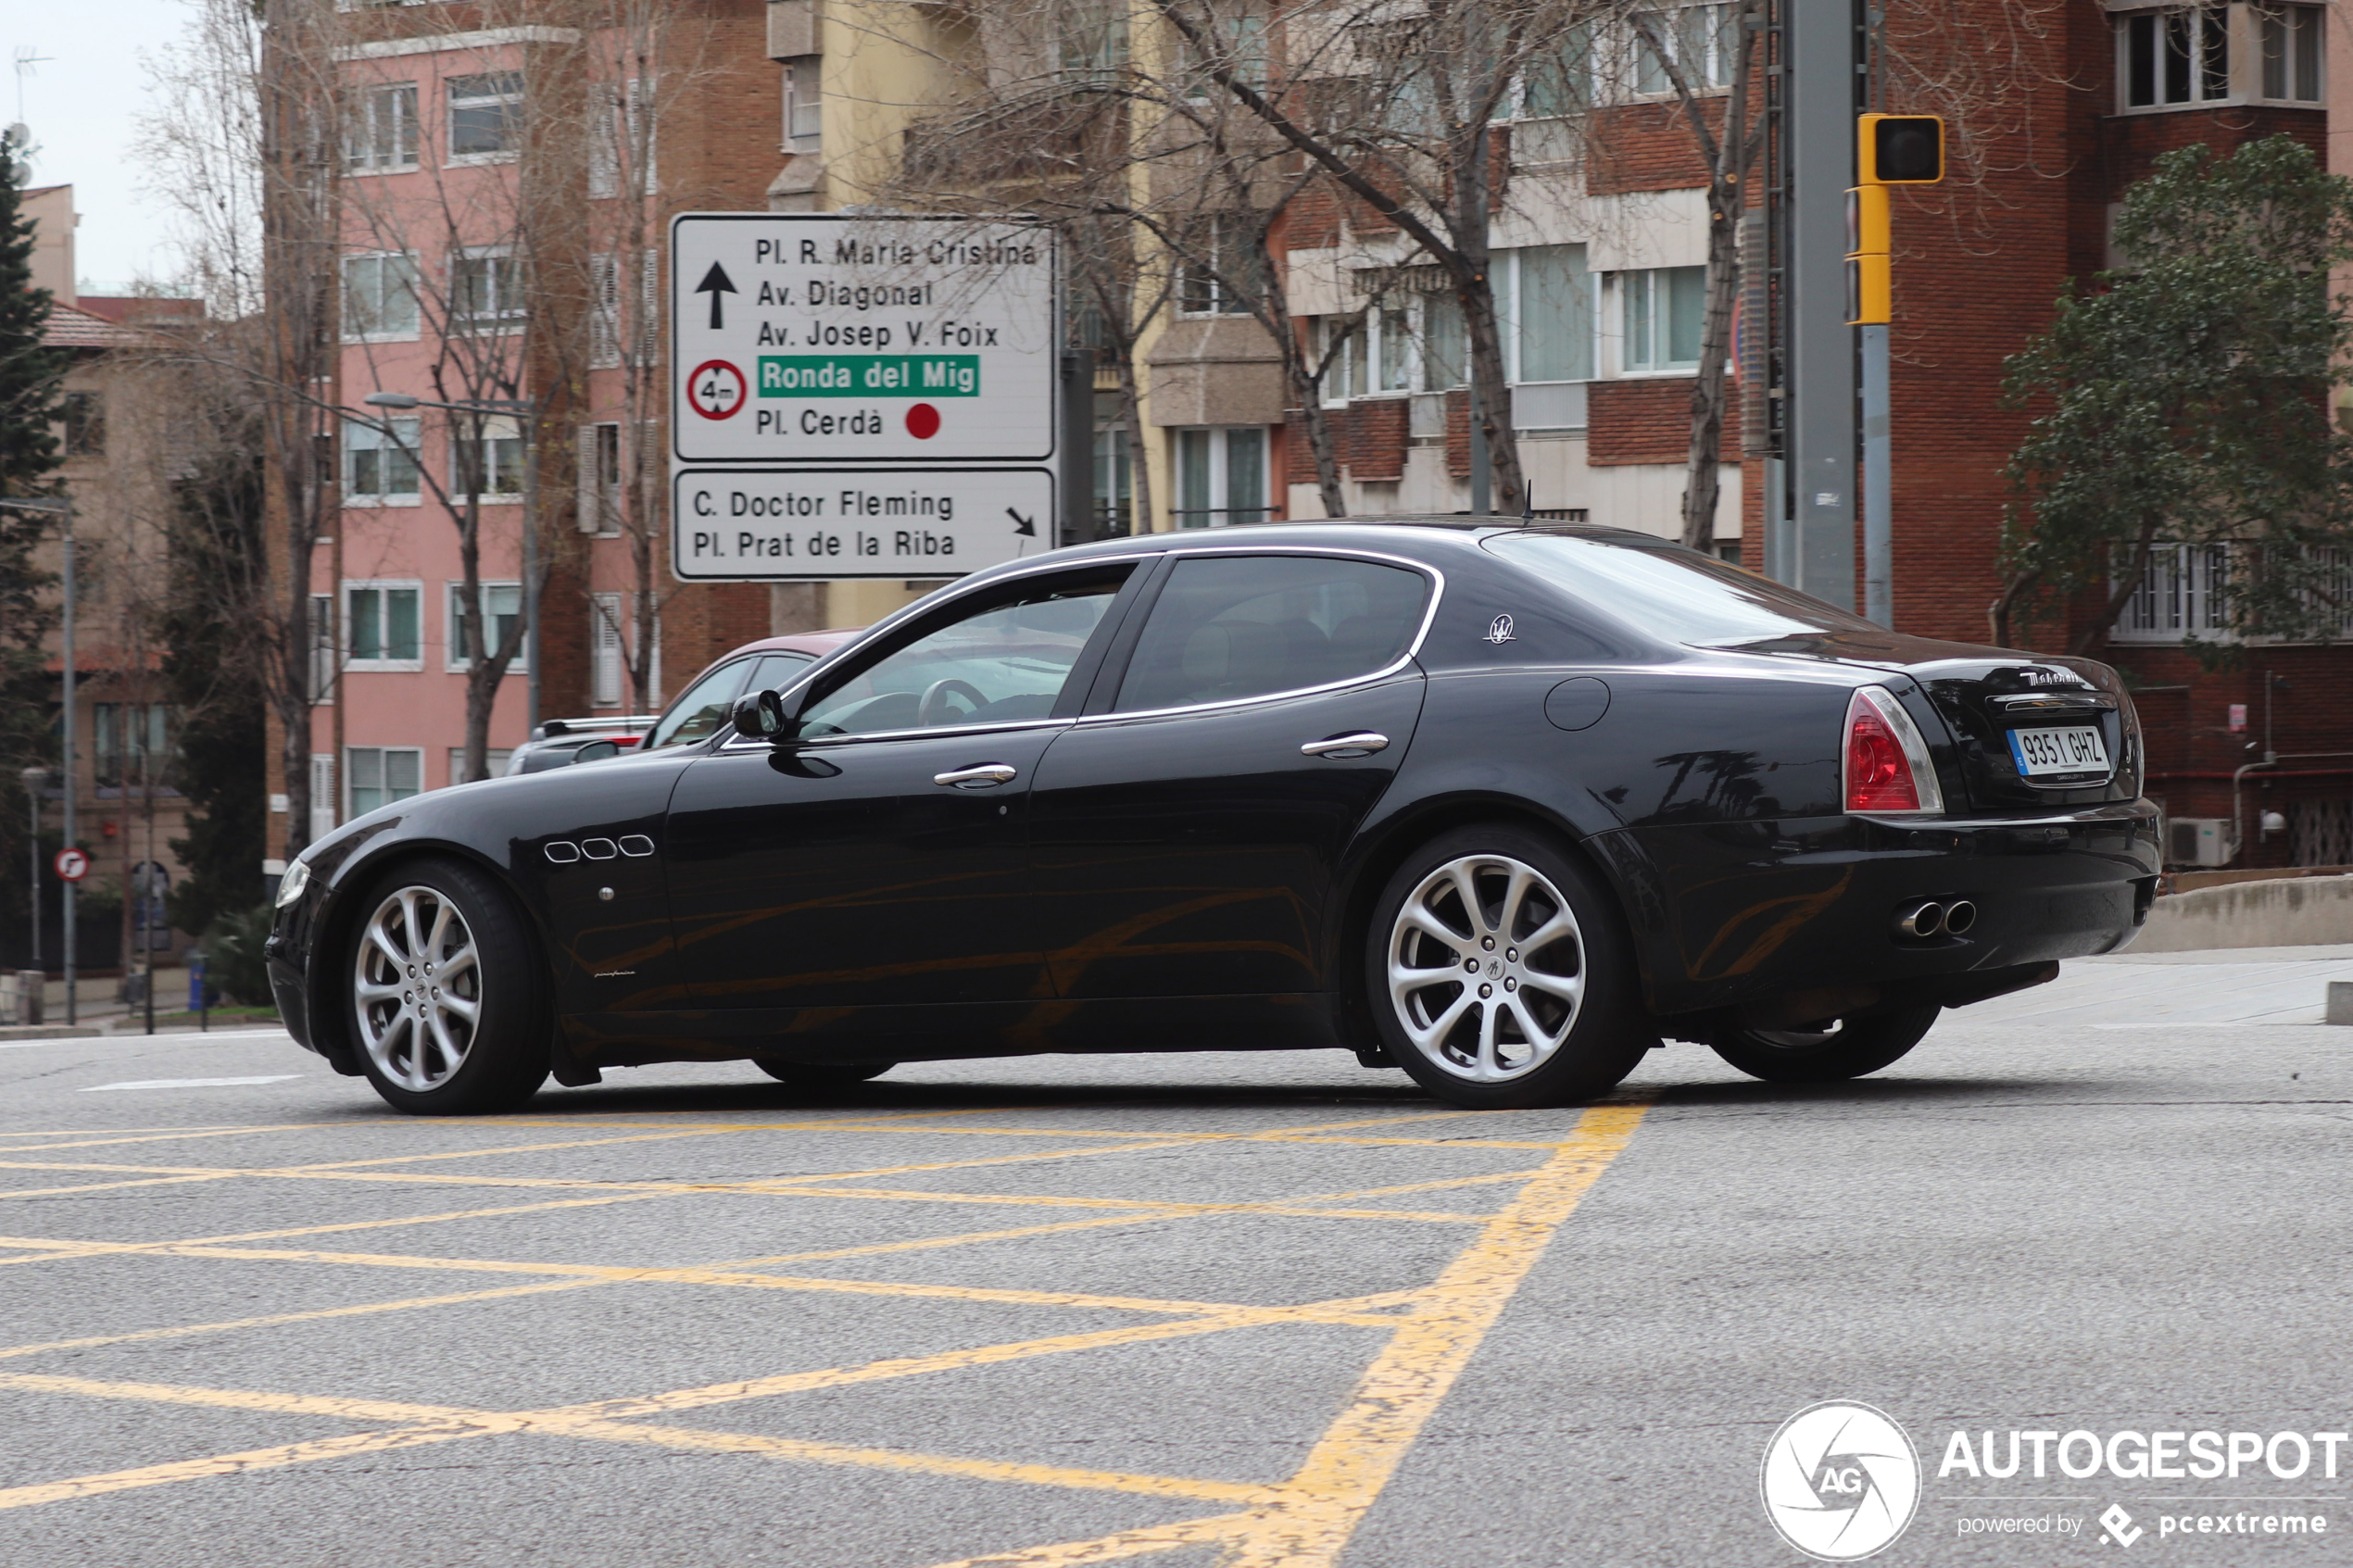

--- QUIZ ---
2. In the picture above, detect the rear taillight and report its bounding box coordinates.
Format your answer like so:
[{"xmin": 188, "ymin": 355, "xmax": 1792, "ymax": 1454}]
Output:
[{"xmin": 1843, "ymin": 686, "xmax": 1944, "ymax": 815}]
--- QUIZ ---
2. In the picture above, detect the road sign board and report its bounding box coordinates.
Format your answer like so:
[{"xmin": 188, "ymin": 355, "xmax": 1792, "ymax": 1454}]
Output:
[
  {"xmin": 670, "ymin": 213, "xmax": 1058, "ymax": 466},
  {"xmin": 54, "ymin": 847, "xmax": 89, "ymax": 883},
  {"xmin": 673, "ymin": 469, "xmax": 1056, "ymax": 583}
]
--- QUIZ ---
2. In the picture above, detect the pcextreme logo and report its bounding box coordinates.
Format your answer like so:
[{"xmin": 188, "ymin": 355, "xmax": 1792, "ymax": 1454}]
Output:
[{"xmin": 1761, "ymin": 1401, "xmax": 1923, "ymax": 1562}]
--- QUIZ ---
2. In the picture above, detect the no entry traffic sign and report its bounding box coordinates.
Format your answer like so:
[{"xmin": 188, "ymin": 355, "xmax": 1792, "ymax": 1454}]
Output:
[
  {"xmin": 53, "ymin": 847, "xmax": 89, "ymax": 883},
  {"xmin": 669, "ymin": 213, "xmax": 1057, "ymax": 467}
]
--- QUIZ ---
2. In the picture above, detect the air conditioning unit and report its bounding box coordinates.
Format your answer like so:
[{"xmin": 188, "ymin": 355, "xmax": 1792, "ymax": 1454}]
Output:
[{"xmin": 2168, "ymin": 816, "xmax": 2234, "ymax": 868}]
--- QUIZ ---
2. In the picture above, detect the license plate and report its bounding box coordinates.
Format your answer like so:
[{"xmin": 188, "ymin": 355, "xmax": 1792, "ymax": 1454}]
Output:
[{"xmin": 2007, "ymin": 724, "xmax": 2110, "ymax": 781}]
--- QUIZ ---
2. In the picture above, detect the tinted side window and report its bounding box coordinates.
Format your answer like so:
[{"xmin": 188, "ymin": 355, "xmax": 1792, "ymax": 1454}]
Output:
[
  {"xmin": 1114, "ymin": 555, "xmax": 1429, "ymax": 713},
  {"xmin": 745, "ymin": 651, "xmax": 814, "ymax": 693},
  {"xmin": 644, "ymin": 659, "xmax": 754, "ymax": 751},
  {"xmin": 797, "ymin": 572, "xmax": 1128, "ymax": 738}
]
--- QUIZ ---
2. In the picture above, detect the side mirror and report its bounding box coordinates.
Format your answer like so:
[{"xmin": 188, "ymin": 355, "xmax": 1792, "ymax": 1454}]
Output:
[
  {"xmin": 573, "ymin": 739, "xmax": 619, "ymax": 763},
  {"xmin": 730, "ymin": 687, "xmax": 791, "ymax": 741}
]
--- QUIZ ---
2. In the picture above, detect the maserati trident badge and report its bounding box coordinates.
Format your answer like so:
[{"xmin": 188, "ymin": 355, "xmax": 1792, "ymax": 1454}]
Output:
[{"xmin": 1484, "ymin": 613, "xmax": 1516, "ymax": 645}]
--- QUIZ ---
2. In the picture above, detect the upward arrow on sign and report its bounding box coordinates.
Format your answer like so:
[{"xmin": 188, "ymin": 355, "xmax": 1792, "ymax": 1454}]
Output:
[{"xmin": 695, "ymin": 261, "xmax": 737, "ymax": 330}]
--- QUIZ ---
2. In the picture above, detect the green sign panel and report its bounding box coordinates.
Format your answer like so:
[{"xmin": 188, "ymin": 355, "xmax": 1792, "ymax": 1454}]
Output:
[{"xmin": 758, "ymin": 355, "xmax": 981, "ymax": 398}]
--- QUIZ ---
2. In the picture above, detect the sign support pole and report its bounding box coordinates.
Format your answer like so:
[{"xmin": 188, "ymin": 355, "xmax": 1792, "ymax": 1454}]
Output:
[
  {"xmin": 1060, "ymin": 350, "xmax": 1091, "ymax": 546},
  {"xmin": 1861, "ymin": 321, "xmax": 1891, "ymax": 625},
  {"xmin": 1781, "ymin": 0, "xmax": 1860, "ymax": 608}
]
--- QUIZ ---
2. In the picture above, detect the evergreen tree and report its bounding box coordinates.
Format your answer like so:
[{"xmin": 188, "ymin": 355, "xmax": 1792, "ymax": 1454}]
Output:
[
  {"xmin": 2000, "ymin": 137, "xmax": 2353, "ymax": 657},
  {"xmin": 0, "ymin": 150, "xmax": 65, "ymax": 960}
]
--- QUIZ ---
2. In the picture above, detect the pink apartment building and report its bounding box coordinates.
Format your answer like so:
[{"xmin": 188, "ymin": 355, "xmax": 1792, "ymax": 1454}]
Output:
[{"xmin": 294, "ymin": 3, "xmax": 780, "ymax": 850}]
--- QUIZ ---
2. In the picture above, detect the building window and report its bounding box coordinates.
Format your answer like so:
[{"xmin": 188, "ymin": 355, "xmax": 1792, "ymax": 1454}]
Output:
[
  {"xmin": 343, "ymin": 416, "xmax": 421, "ymax": 506},
  {"xmin": 450, "ymin": 416, "xmax": 524, "ymax": 503},
  {"xmin": 342, "ymin": 252, "xmax": 420, "ymax": 340},
  {"xmin": 447, "ymin": 747, "xmax": 513, "ymax": 785},
  {"xmin": 346, "ymin": 82, "xmax": 419, "ymax": 171},
  {"xmin": 1094, "ymin": 395, "xmax": 1133, "ymax": 537},
  {"xmin": 308, "ymin": 594, "xmax": 335, "ymax": 700},
  {"xmin": 577, "ymin": 420, "xmax": 622, "ymax": 533},
  {"xmin": 2112, "ymin": 544, "xmax": 2231, "ymax": 642},
  {"xmin": 94, "ymin": 703, "xmax": 170, "ymax": 790},
  {"xmin": 447, "ymin": 70, "xmax": 523, "ymax": 161},
  {"xmin": 591, "ymin": 592, "xmax": 626, "ymax": 706},
  {"xmin": 1631, "ymin": 4, "xmax": 1733, "ymax": 94},
  {"xmin": 589, "ymin": 78, "xmax": 658, "ymax": 197},
  {"xmin": 1621, "ymin": 265, "xmax": 1705, "ymax": 372},
  {"xmin": 346, "ymin": 746, "xmax": 422, "ymax": 817},
  {"xmin": 59, "ymin": 391, "xmax": 105, "ymax": 456},
  {"xmin": 2120, "ymin": 6, "xmax": 2231, "ymax": 109},
  {"xmin": 1516, "ymin": 245, "xmax": 1594, "ymax": 383},
  {"xmin": 452, "ymin": 248, "xmax": 525, "ymax": 332},
  {"xmin": 1178, "ymin": 218, "xmax": 1255, "ymax": 316},
  {"xmin": 781, "ymin": 57, "xmax": 823, "ymax": 154},
  {"xmin": 1174, "ymin": 427, "xmax": 1269, "ymax": 529},
  {"xmin": 447, "ymin": 582, "xmax": 525, "ymax": 671},
  {"xmin": 2260, "ymin": 4, "xmax": 2322, "ymax": 101},
  {"xmin": 346, "ymin": 582, "xmax": 423, "ymax": 670}
]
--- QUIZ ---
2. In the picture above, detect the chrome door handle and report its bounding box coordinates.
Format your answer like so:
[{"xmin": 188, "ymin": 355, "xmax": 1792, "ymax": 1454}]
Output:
[
  {"xmin": 1301, "ymin": 732, "xmax": 1390, "ymax": 759},
  {"xmin": 934, "ymin": 763, "xmax": 1019, "ymax": 788}
]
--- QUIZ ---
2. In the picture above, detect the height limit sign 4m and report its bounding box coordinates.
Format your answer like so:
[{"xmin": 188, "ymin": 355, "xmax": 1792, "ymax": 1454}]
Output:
[{"xmin": 670, "ymin": 213, "xmax": 1057, "ymax": 466}]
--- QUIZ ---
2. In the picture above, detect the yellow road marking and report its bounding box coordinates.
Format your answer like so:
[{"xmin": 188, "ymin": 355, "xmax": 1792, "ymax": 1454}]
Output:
[
  {"xmin": 912, "ymin": 1102, "xmax": 1653, "ymax": 1568},
  {"xmin": 0, "ymin": 1280, "xmax": 604, "ymax": 1361}
]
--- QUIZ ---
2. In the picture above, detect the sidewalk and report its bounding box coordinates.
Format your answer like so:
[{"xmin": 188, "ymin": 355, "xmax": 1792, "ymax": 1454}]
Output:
[{"xmin": 0, "ymin": 966, "xmax": 236, "ymax": 1040}]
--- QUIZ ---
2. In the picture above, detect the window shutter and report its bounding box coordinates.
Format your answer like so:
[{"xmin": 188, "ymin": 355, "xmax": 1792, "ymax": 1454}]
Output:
[
  {"xmin": 636, "ymin": 249, "xmax": 661, "ymax": 365},
  {"xmin": 587, "ymin": 90, "xmax": 619, "ymax": 199},
  {"xmin": 590, "ymin": 253, "xmax": 620, "ymax": 368},
  {"xmin": 591, "ymin": 593, "xmax": 624, "ymax": 706},
  {"xmin": 310, "ymin": 754, "xmax": 337, "ymax": 840},
  {"xmin": 576, "ymin": 423, "xmax": 601, "ymax": 533}
]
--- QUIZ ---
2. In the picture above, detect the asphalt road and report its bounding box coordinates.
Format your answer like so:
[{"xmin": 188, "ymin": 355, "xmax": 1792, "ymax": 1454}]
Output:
[{"xmin": 0, "ymin": 982, "xmax": 2347, "ymax": 1567}]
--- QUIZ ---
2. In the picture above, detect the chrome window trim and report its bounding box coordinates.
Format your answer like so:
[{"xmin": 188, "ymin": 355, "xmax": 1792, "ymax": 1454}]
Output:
[
  {"xmin": 717, "ymin": 715, "xmax": 1075, "ymax": 754},
  {"xmin": 1076, "ymin": 546, "xmax": 1445, "ymax": 725}
]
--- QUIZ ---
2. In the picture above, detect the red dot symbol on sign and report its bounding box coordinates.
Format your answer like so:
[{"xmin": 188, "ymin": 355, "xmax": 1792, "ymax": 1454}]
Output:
[
  {"xmin": 54, "ymin": 847, "xmax": 89, "ymax": 883},
  {"xmin": 687, "ymin": 359, "xmax": 748, "ymax": 420},
  {"xmin": 905, "ymin": 403, "xmax": 941, "ymax": 440}
]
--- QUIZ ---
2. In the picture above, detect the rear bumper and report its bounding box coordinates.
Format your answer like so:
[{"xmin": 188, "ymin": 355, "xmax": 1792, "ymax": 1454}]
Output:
[{"xmin": 1592, "ymin": 800, "xmax": 2161, "ymax": 1018}]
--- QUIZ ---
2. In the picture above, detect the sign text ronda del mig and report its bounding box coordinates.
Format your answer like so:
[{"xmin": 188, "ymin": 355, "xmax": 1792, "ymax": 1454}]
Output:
[{"xmin": 669, "ymin": 213, "xmax": 1057, "ymax": 582}]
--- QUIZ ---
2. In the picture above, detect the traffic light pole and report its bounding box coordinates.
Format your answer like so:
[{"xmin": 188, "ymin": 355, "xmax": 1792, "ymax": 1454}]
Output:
[{"xmin": 1861, "ymin": 324, "xmax": 1891, "ymax": 626}]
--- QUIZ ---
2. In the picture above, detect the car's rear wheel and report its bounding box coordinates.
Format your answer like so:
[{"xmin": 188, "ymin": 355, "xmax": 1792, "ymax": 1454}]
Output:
[
  {"xmin": 1707, "ymin": 1005, "xmax": 1940, "ymax": 1084},
  {"xmin": 348, "ymin": 859, "xmax": 547, "ymax": 1115},
  {"xmin": 755, "ymin": 1060, "xmax": 895, "ymax": 1087},
  {"xmin": 1365, "ymin": 825, "xmax": 1652, "ymax": 1110}
]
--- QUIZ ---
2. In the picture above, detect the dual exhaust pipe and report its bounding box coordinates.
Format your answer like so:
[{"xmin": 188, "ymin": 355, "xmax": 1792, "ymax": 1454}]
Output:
[{"xmin": 1895, "ymin": 897, "xmax": 1976, "ymax": 940}]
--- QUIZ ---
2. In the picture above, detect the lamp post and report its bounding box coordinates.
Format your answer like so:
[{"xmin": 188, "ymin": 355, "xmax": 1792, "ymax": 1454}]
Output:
[
  {"xmin": 363, "ymin": 393, "xmax": 542, "ymax": 736},
  {"xmin": 17, "ymin": 766, "xmax": 43, "ymax": 970},
  {"xmin": 2, "ymin": 496, "xmax": 74, "ymax": 1024}
]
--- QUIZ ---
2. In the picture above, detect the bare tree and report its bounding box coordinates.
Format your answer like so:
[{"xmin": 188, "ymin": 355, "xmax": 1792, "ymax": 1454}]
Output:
[{"xmin": 1627, "ymin": 1, "xmax": 1767, "ymax": 551}]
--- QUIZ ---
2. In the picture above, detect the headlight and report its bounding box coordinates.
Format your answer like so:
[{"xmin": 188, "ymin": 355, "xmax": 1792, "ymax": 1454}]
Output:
[{"xmin": 273, "ymin": 857, "xmax": 312, "ymax": 909}]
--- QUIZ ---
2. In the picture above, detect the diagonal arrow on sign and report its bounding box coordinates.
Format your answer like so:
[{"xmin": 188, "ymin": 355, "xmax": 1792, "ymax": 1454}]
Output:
[{"xmin": 1007, "ymin": 508, "xmax": 1036, "ymax": 536}]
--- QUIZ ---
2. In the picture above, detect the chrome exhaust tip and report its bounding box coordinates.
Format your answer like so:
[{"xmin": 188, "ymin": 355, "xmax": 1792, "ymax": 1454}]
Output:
[
  {"xmin": 1942, "ymin": 898, "xmax": 1978, "ymax": 935},
  {"xmin": 1895, "ymin": 900, "xmax": 1946, "ymax": 939}
]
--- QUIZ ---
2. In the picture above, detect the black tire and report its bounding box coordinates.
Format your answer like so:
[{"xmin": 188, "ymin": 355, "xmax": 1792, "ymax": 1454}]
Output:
[
  {"xmin": 1365, "ymin": 823, "xmax": 1653, "ymax": 1110},
  {"xmin": 1707, "ymin": 1004, "xmax": 1940, "ymax": 1084},
  {"xmin": 346, "ymin": 858, "xmax": 548, "ymax": 1115},
  {"xmin": 756, "ymin": 1060, "xmax": 896, "ymax": 1087}
]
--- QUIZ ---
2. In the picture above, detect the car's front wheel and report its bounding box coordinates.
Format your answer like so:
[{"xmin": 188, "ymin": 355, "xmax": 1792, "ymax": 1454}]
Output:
[
  {"xmin": 1365, "ymin": 825, "xmax": 1652, "ymax": 1110},
  {"xmin": 348, "ymin": 859, "xmax": 548, "ymax": 1115},
  {"xmin": 1707, "ymin": 1005, "xmax": 1940, "ymax": 1084}
]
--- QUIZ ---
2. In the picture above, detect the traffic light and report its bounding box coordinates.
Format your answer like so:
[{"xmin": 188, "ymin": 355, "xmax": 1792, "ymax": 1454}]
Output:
[
  {"xmin": 1858, "ymin": 114, "xmax": 1944, "ymax": 184},
  {"xmin": 1847, "ymin": 114, "xmax": 1944, "ymax": 324}
]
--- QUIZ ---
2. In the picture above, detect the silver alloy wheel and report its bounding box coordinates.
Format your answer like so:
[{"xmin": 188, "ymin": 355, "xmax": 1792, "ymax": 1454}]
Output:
[
  {"xmin": 352, "ymin": 884, "xmax": 484, "ymax": 1092},
  {"xmin": 1387, "ymin": 853, "xmax": 1585, "ymax": 1082}
]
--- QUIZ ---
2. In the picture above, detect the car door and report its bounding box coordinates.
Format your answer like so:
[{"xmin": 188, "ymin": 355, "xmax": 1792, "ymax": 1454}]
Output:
[
  {"xmin": 663, "ymin": 562, "xmax": 1143, "ymax": 1012},
  {"xmin": 1027, "ymin": 548, "xmax": 1437, "ymax": 999}
]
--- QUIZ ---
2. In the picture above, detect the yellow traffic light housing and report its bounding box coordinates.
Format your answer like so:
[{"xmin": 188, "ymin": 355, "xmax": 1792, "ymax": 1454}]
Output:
[
  {"xmin": 1845, "ymin": 253, "xmax": 1891, "ymax": 327},
  {"xmin": 1857, "ymin": 114, "xmax": 1944, "ymax": 185},
  {"xmin": 1845, "ymin": 184, "xmax": 1890, "ymax": 258}
]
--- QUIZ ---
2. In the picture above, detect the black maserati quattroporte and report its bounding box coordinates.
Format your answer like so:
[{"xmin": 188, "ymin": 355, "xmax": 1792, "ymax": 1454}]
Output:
[{"xmin": 267, "ymin": 521, "xmax": 2160, "ymax": 1113}]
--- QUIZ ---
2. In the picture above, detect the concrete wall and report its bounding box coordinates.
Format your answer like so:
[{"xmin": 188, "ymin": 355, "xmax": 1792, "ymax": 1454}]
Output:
[{"xmin": 2124, "ymin": 874, "xmax": 2353, "ymax": 953}]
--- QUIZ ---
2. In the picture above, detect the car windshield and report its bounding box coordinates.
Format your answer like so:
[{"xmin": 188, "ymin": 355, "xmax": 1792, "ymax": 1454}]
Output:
[{"xmin": 1485, "ymin": 533, "xmax": 1878, "ymax": 646}]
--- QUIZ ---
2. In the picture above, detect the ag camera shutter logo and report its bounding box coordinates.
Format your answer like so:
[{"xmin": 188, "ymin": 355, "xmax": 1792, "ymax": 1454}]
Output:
[{"xmin": 1761, "ymin": 1401, "xmax": 1921, "ymax": 1561}]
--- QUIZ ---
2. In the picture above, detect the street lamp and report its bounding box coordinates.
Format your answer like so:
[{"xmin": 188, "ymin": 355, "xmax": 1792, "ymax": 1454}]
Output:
[
  {"xmin": 17, "ymin": 766, "xmax": 44, "ymax": 970},
  {"xmin": 363, "ymin": 392, "xmax": 543, "ymax": 734},
  {"xmin": 0, "ymin": 495, "xmax": 75, "ymax": 1024}
]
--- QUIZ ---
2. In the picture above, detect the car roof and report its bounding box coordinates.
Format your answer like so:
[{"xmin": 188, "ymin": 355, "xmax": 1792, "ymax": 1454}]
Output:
[{"xmin": 1044, "ymin": 518, "xmax": 1672, "ymax": 567}]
